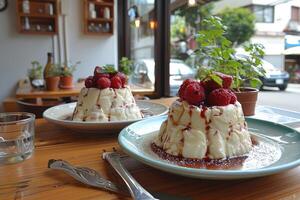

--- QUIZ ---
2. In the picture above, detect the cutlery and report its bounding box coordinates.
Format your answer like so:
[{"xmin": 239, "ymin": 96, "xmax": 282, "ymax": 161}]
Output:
[
  {"xmin": 102, "ymin": 151, "xmax": 159, "ymax": 200},
  {"xmin": 48, "ymin": 159, "xmax": 129, "ymax": 196}
]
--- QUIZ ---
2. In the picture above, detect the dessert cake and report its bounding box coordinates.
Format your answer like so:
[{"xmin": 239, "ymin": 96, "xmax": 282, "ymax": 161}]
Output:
[
  {"xmin": 152, "ymin": 73, "xmax": 252, "ymax": 160},
  {"xmin": 72, "ymin": 66, "xmax": 143, "ymax": 122}
]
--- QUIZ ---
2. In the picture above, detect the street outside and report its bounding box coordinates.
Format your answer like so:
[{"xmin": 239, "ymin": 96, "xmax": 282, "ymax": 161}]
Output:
[{"xmin": 258, "ymin": 84, "xmax": 300, "ymax": 112}]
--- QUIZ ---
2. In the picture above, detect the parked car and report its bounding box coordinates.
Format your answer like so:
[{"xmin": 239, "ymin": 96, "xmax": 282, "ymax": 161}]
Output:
[
  {"xmin": 259, "ymin": 59, "xmax": 290, "ymax": 91},
  {"xmin": 236, "ymin": 54, "xmax": 289, "ymax": 91},
  {"xmin": 131, "ymin": 59, "xmax": 195, "ymax": 95}
]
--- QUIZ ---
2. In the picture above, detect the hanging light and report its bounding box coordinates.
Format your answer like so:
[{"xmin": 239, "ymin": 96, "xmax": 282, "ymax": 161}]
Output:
[
  {"xmin": 149, "ymin": 20, "xmax": 156, "ymax": 29},
  {"xmin": 134, "ymin": 18, "xmax": 141, "ymax": 28},
  {"xmin": 188, "ymin": 0, "xmax": 196, "ymax": 7}
]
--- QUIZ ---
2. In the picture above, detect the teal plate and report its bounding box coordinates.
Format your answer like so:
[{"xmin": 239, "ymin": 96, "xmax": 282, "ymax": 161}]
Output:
[{"xmin": 118, "ymin": 115, "xmax": 300, "ymax": 179}]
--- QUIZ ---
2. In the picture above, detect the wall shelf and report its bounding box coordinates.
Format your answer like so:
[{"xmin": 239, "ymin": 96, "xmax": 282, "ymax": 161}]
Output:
[
  {"xmin": 16, "ymin": 0, "xmax": 59, "ymax": 35},
  {"xmin": 83, "ymin": 0, "xmax": 114, "ymax": 35}
]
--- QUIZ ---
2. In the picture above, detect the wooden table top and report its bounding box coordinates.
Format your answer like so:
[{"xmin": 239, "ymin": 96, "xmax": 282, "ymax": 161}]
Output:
[
  {"xmin": 1, "ymin": 98, "xmax": 300, "ymax": 200},
  {"xmin": 15, "ymin": 83, "xmax": 82, "ymax": 99}
]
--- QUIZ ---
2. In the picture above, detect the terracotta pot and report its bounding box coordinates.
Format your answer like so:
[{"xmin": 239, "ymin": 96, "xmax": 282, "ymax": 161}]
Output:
[
  {"xmin": 234, "ymin": 87, "xmax": 258, "ymax": 116},
  {"xmin": 59, "ymin": 76, "xmax": 74, "ymax": 89},
  {"xmin": 45, "ymin": 76, "xmax": 60, "ymax": 91}
]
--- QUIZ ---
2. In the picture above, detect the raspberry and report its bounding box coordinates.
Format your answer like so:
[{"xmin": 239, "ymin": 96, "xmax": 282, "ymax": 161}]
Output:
[
  {"xmin": 202, "ymin": 80, "xmax": 221, "ymax": 93},
  {"xmin": 207, "ymin": 88, "xmax": 232, "ymax": 106},
  {"xmin": 183, "ymin": 82, "xmax": 205, "ymax": 106},
  {"xmin": 85, "ymin": 76, "xmax": 95, "ymax": 88},
  {"xmin": 227, "ymin": 89, "xmax": 237, "ymax": 104},
  {"xmin": 202, "ymin": 72, "xmax": 233, "ymax": 92},
  {"xmin": 215, "ymin": 72, "xmax": 233, "ymax": 88},
  {"xmin": 178, "ymin": 79, "xmax": 197, "ymax": 99},
  {"xmin": 97, "ymin": 77, "xmax": 111, "ymax": 89},
  {"xmin": 115, "ymin": 72, "xmax": 127, "ymax": 87},
  {"xmin": 94, "ymin": 66, "xmax": 103, "ymax": 75},
  {"xmin": 111, "ymin": 76, "xmax": 122, "ymax": 89}
]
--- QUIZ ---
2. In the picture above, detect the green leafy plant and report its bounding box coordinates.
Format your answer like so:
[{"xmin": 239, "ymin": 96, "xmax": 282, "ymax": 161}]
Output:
[
  {"xmin": 119, "ymin": 57, "xmax": 133, "ymax": 75},
  {"xmin": 196, "ymin": 16, "xmax": 265, "ymax": 91},
  {"xmin": 28, "ymin": 61, "xmax": 43, "ymax": 79},
  {"xmin": 47, "ymin": 64, "xmax": 61, "ymax": 77},
  {"xmin": 60, "ymin": 61, "xmax": 80, "ymax": 77}
]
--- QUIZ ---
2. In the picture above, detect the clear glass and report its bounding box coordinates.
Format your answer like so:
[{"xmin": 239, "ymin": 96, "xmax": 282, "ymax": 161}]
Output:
[
  {"xmin": 0, "ymin": 112, "xmax": 35, "ymax": 164},
  {"xmin": 128, "ymin": 0, "xmax": 156, "ymax": 93}
]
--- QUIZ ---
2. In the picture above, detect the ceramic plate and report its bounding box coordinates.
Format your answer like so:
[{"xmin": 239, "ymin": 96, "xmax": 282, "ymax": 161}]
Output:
[
  {"xmin": 43, "ymin": 101, "xmax": 168, "ymax": 133},
  {"xmin": 119, "ymin": 115, "xmax": 300, "ymax": 179}
]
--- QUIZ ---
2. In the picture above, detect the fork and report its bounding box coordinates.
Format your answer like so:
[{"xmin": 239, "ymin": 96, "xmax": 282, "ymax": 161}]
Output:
[
  {"xmin": 102, "ymin": 151, "xmax": 159, "ymax": 200},
  {"xmin": 48, "ymin": 159, "xmax": 129, "ymax": 196}
]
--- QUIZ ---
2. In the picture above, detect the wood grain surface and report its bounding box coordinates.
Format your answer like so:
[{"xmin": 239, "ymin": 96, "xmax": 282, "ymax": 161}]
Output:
[{"xmin": 1, "ymin": 98, "xmax": 300, "ymax": 200}]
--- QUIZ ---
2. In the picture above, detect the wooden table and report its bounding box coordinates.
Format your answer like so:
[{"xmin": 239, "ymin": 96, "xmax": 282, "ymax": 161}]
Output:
[
  {"xmin": 1, "ymin": 98, "xmax": 300, "ymax": 200},
  {"xmin": 15, "ymin": 83, "xmax": 82, "ymax": 99}
]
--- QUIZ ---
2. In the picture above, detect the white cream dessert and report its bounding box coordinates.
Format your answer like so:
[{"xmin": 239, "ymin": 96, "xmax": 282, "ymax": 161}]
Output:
[
  {"xmin": 154, "ymin": 100, "xmax": 252, "ymax": 159},
  {"xmin": 72, "ymin": 87, "xmax": 143, "ymax": 122},
  {"xmin": 152, "ymin": 73, "xmax": 253, "ymax": 160},
  {"xmin": 72, "ymin": 66, "xmax": 143, "ymax": 122}
]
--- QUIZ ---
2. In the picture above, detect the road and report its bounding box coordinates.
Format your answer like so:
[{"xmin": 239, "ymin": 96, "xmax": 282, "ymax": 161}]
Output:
[{"xmin": 258, "ymin": 84, "xmax": 300, "ymax": 112}]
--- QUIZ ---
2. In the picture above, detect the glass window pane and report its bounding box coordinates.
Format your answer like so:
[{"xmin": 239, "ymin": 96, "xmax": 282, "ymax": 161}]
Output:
[
  {"xmin": 169, "ymin": 5, "xmax": 197, "ymax": 96},
  {"xmin": 264, "ymin": 7, "xmax": 274, "ymax": 23},
  {"xmin": 253, "ymin": 6, "xmax": 264, "ymax": 22},
  {"xmin": 128, "ymin": 0, "xmax": 155, "ymax": 92}
]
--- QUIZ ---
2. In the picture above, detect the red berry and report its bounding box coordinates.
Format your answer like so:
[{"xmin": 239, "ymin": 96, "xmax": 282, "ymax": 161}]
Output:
[
  {"xmin": 97, "ymin": 77, "xmax": 111, "ymax": 89},
  {"xmin": 111, "ymin": 76, "xmax": 122, "ymax": 89},
  {"xmin": 94, "ymin": 66, "xmax": 103, "ymax": 75},
  {"xmin": 202, "ymin": 80, "xmax": 221, "ymax": 93},
  {"xmin": 95, "ymin": 73, "xmax": 110, "ymax": 79},
  {"xmin": 215, "ymin": 72, "xmax": 233, "ymax": 89},
  {"xmin": 207, "ymin": 88, "xmax": 232, "ymax": 106},
  {"xmin": 85, "ymin": 76, "xmax": 95, "ymax": 88},
  {"xmin": 115, "ymin": 72, "xmax": 127, "ymax": 87},
  {"xmin": 183, "ymin": 82, "xmax": 205, "ymax": 106},
  {"xmin": 178, "ymin": 79, "xmax": 197, "ymax": 99},
  {"xmin": 202, "ymin": 72, "xmax": 233, "ymax": 93},
  {"xmin": 227, "ymin": 89, "xmax": 237, "ymax": 104}
]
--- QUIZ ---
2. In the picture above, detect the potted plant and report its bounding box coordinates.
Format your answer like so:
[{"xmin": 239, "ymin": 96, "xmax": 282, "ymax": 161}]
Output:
[
  {"xmin": 59, "ymin": 61, "xmax": 80, "ymax": 89},
  {"xmin": 196, "ymin": 16, "xmax": 265, "ymax": 116},
  {"xmin": 44, "ymin": 64, "xmax": 61, "ymax": 91},
  {"xmin": 27, "ymin": 61, "xmax": 43, "ymax": 88}
]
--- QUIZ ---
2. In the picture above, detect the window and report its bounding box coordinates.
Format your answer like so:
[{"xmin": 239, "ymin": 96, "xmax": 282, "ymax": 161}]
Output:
[
  {"xmin": 251, "ymin": 5, "xmax": 274, "ymax": 23},
  {"xmin": 291, "ymin": 6, "xmax": 300, "ymax": 22}
]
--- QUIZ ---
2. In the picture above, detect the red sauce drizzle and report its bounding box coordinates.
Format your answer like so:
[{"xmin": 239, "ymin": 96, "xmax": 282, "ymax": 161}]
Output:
[{"xmin": 151, "ymin": 143, "xmax": 247, "ymax": 170}]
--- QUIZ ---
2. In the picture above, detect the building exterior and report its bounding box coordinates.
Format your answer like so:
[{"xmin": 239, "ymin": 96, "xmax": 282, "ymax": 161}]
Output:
[{"xmin": 214, "ymin": 0, "xmax": 300, "ymax": 70}]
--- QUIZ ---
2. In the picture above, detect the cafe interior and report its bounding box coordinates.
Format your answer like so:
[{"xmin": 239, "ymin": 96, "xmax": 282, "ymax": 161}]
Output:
[{"xmin": 1, "ymin": 0, "xmax": 300, "ymax": 200}]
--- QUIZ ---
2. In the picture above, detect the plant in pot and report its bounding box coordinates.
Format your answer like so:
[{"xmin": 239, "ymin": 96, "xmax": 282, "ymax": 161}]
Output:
[
  {"xmin": 195, "ymin": 16, "xmax": 265, "ymax": 116},
  {"xmin": 44, "ymin": 64, "xmax": 61, "ymax": 91},
  {"xmin": 27, "ymin": 61, "xmax": 43, "ymax": 88},
  {"xmin": 59, "ymin": 61, "xmax": 80, "ymax": 89}
]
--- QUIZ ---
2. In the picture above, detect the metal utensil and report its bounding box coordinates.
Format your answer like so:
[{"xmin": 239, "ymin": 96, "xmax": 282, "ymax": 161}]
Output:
[
  {"xmin": 48, "ymin": 159, "xmax": 129, "ymax": 196},
  {"xmin": 102, "ymin": 151, "xmax": 159, "ymax": 200}
]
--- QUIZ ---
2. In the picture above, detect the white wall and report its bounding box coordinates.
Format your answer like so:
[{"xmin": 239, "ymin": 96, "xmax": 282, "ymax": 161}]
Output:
[{"xmin": 0, "ymin": 0, "xmax": 117, "ymax": 111}]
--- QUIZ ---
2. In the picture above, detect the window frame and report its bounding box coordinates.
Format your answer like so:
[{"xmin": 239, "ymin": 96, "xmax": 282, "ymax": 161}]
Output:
[
  {"xmin": 250, "ymin": 4, "xmax": 275, "ymax": 23},
  {"xmin": 117, "ymin": 0, "xmax": 171, "ymax": 98}
]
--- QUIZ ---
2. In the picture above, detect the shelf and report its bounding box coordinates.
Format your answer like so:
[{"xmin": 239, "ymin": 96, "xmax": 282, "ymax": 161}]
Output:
[
  {"xmin": 87, "ymin": 18, "xmax": 113, "ymax": 22},
  {"xmin": 20, "ymin": 13, "xmax": 56, "ymax": 19},
  {"xmin": 19, "ymin": 30, "xmax": 56, "ymax": 35},
  {"xmin": 17, "ymin": 0, "xmax": 59, "ymax": 35},
  {"xmin": 83, "ymin": 0, "xmax": 114, "ymax": 35},
  {"xmin": 84, "ymin": 31, "xmax": 113, "ymax": 36},
  {"xmin": 93, "ymin": 1, "xmax": 113, "ymax": 6}
]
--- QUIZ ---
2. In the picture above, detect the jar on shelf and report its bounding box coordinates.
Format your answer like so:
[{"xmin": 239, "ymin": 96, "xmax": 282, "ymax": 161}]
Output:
[
  {"xmin": 22, "ymin": 0, "xmax": 30, "ymax": 14},
  {"xmin": 103, "ymin": 7, "xmax": 110, "ymax": 19}
]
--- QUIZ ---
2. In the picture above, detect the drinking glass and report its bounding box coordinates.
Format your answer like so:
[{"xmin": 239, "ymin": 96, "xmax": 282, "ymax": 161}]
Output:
[{"xmin": 0, "ymin": 112, "xmax": 35, "ymax": 164}]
